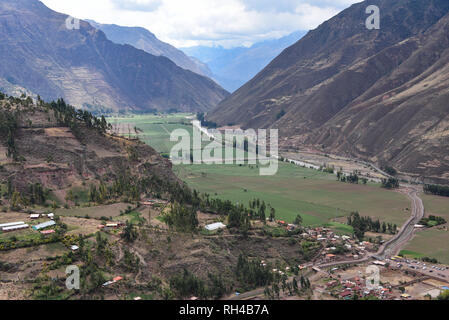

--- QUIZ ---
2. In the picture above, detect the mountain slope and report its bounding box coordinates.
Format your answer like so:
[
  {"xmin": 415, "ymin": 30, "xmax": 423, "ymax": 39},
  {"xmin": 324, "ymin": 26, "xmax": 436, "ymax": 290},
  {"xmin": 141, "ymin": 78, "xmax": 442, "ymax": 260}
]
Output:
[
  {"xmin": 87, "ymin": 20, "xmax": 212, "ymax": 78},
  {"xmin": 209, "ymin": 0, "xmax": 449, "ymax": 181},
  {"xmin": 0, "ymin": 94, "xmax": 179, "ymax": 205},
  {"xmin": 0, "ymin": 0, "xmax": 228, "ymax": 113},
  {"xmin": 182, "ymin": 31, "xmax": 305, "ymax": 92}
]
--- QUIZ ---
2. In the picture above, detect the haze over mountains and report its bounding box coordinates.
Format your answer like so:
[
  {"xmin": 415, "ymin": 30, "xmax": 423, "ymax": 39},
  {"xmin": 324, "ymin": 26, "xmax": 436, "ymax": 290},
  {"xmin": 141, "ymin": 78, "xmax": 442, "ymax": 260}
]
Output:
[
  {"xmin": 209, "ymin": 0, "xmax": 449, "ymax": 181},
  {"xmin": 0, "ymin": 0, "xmax": 228, "ymax": 113},
  {"xmin": 182, "ymin": 31, "xmax": 306, "ymax": 92},
  {"xmin": 87, "ymin": 20, "xmax": 213, "ymax": 78},
  {"xmin": 90, "ymin": 20, "xmax": 306, "ymax": 93}
]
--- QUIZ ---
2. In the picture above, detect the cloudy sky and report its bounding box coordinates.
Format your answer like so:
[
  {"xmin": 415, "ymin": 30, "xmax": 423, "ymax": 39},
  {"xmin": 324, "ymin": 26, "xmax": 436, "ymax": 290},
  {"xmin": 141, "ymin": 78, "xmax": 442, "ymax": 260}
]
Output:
[{"xmin": 40, "ymin": 0, "xmax": 360, "ymax": 48}]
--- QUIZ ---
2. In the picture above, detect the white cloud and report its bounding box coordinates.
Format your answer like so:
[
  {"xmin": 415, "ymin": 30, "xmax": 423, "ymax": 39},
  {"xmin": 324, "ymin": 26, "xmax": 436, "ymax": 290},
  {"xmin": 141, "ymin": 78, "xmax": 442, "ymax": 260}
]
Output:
[{"xmin": 40, "ymin": 0, "xmax": 360, "ymax": 48}]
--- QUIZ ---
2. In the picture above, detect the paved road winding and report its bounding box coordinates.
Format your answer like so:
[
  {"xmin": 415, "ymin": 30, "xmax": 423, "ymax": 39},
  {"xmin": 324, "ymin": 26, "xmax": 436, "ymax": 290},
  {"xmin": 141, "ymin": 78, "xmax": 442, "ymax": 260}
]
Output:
[
  {"xmin": 314, "ymin": 186, "xmax": 425, "ymax": 271},
  {"xmin": 227, "ymin": 186, "xmax": 425, "ymax": 300}
]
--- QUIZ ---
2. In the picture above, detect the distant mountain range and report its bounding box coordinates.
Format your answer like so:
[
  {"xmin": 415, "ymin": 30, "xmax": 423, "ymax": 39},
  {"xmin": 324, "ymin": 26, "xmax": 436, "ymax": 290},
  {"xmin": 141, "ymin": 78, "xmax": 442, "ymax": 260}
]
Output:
[
  {"xmin": 181, "ymin": 31, "xmax": 306, "ymax": 92},
  {"xmin": 0, "ymin": 0, "xmax": 228, "ymax": 113},
  {"xmin": 209, "ymin": 0, "xmax": 449, "ymax": 182},
  {"xmin": 87, "ymin": 20, "xmax": 213, "ymax": 78}
]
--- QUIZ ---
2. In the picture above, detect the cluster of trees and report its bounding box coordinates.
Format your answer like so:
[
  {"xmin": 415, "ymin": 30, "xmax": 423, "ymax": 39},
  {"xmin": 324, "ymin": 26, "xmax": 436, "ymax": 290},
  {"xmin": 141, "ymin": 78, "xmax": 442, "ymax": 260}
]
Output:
[
  {"xmin": 381, "ymin": 177, "xmax": 399, "ymax": 189},
  {"xmin": 424, "ymin": 184, "xmax": 449, "ymax": 197},
  {"xmin": 170, "ymin": 269, "xmax": 227, "ymax": 299},
  {"xmin": 438, "ymin": 290, "xmax": 449, "ymax": 300},
  {"xmin": 50, "ymin": 98, "xmax": 111, "ymax": 136},
  {"xmin": 0, "ymin": 108, "xmax": 18, "ymax": 159},
  {"xmin": 121, "ymin": 248, "xmax": 140, "ymax": 272},
  {"xmin": 2, "ymin": 182, "xmax": 48, "ymax": 210},
  {"xmin": 383, "ymin": 166, "xmax": 397, "ymax": 176},
  {"xmin": 121, "ymin": 220, "xmax": 138, "ymax": 242},
  {"xmin": 248, "ymin": 198, "xmax": 276, "ymax": 222},
  {"xmin": 88, "ymin": 178, "xmax": 140, "ymax": 204},
  {"xmin": 347, "ymin": 212, "xmax": 397, "ymax": 240},
  {"xmin": 174, "ymin": 190, "xmax": 278, "ymax": 235},
  {"xmin": 193, "ymin": 192, "xmax": 234, "ymax": 214},
  {"xmin": 264, "ymin": 274, "xmax": 311, "ymax": 300},
  {"xmin": 87, "ymin": 166, "xmax": 177, "ymax": 205},
  {"xmin": 228, "ymin": 205, "xmax": 252, "ymax": 234},
  {"xmin": 164, "ymin": 203, "xmax": 199, "ymax": 233},
  {"xmin": 28, "ymin": 183, "xmax": 47, "ymax": 205},
  {"xmin": 235, "ymin": 255, "xmax": 273, "ymax": 289},
  {"xmin": 422, "ymin": 257, "xmax": 439, "ymax": 264},
  {"xmin": 294, "ymin": 214, "xmax": 303, "ymax": 226},
  {"xmin": 337, "ymin": 171, "xmax": 368, "ymax": 185},
  {"xmin": 420, "ymin": 215, "xmax": 446, "ymax": 227}
]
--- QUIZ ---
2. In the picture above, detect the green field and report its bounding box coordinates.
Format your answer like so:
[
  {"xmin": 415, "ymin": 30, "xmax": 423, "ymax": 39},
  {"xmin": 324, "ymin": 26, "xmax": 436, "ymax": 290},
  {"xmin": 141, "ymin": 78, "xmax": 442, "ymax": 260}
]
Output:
[
  {"xmin": 108, "ymin": 113, "xmax": 194, "ymax": 154},
  {"xmin": 173, "ymin": 162, "xmax": 410, "ymax": 227},
  {"xmin": 422, "ymin": 194, "xmax": 449, "ymax": 216},
  {"xmin": 108, "ymin": 113, "xmax": 411, "ymax": 229},
  {"xmin": 402, "ymin": 194, "xmax": 449, "ymax": 264},
  {"xmin": 403, "ymin": 228, "xmax": 449, "ymax": 264}
]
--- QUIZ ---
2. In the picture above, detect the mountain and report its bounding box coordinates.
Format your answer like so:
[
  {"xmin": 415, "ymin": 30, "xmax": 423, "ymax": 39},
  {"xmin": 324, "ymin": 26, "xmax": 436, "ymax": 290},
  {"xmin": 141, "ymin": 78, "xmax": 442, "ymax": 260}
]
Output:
[
  {"xmin": 209, "ymin": 0, "xmax": 449, "ymax": 182},
  {"xmin": 181, "ymin": 31, "xmax": 305, "ymax": 92},
  {"xmin": 87, "ymin": 20, "xmax": 212, "ymax": 78},
  {"xmin": 0, "ymin": 0, "xmax": 228, "ymax": 113}
]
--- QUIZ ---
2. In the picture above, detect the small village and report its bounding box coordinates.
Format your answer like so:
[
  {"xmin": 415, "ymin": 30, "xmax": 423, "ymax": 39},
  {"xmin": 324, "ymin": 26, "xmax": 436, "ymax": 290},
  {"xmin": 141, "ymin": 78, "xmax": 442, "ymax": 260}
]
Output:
[{"xmin": 1, "ymin": 197, "xmax": 449, "ymax": 301}]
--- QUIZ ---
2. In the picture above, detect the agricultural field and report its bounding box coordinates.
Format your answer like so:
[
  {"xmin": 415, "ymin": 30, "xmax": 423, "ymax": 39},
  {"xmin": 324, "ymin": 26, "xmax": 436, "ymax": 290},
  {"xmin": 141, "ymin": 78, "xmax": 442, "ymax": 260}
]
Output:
[
  {"xmin": 173, "ymin": 162, "xmax": 410, "ymax": 228},
  {"xmin": 402, "ymin": 194, "xmax": 449, "ymax": 264},
  {"xmin": 107, "ymin": 113, "xmax": 194, "ymax": 154},
  {"xmin": 108, "ymin": 113, "xmax": 411, "ymax": 230}
]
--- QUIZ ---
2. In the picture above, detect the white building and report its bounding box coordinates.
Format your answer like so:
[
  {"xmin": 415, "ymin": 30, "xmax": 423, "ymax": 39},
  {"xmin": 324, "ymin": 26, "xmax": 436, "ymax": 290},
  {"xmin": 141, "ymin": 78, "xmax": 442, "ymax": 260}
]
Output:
[{"xmin": 205, "ymin": 222, "xmax": 226, "ymax": 231}]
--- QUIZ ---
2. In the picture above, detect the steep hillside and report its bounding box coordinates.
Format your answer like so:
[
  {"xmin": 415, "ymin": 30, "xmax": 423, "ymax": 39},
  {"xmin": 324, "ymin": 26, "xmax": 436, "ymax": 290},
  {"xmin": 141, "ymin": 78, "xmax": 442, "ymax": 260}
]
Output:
[
  {"xmin": 87, "ymin": 20, "xmax": 212, "ymax": 78},
  {"xmin": 0, "ymin": 0, "xmax": 228, "ymax": 113},
  {"xmin": 0, "ymin": 93, "xmax": 179, "ymax": 205},
  {"xmin": 209, "ymin": 0, "xmax": 449, "ymax": 181},
  {"xmin": 182, "ymin": 31, "xmax": 305, "ymax": 92}
]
